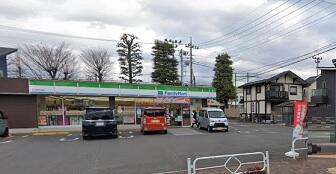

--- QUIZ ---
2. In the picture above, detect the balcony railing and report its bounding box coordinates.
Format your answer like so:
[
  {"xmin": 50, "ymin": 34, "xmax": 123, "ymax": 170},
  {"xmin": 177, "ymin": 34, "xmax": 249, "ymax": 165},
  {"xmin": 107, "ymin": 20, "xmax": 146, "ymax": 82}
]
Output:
[
  {"xmin": 265, "ymin": 90, "xmax": 289, "ymax": 101},
  {"xmin": 311, "ymin": 89, "xmax": 328, "ymax": 104}
]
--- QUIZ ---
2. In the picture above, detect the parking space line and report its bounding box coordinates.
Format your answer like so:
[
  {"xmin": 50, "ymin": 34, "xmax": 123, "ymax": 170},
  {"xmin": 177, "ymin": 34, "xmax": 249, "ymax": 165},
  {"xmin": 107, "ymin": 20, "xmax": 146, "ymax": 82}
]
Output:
[
  {"xmin": 151, "ymin": 169, "xmax": 187, "ymax": 174},
  {"xmin": 59, "ymin": 137, "xmax": 79, "ymax": 142},
  {"xmin": 0, "ymin": 140, "xmax": 13, "ymax": 144},
  {"xmin": 21, "ymin": 135, "xmax": 30, "ymax": 138}
]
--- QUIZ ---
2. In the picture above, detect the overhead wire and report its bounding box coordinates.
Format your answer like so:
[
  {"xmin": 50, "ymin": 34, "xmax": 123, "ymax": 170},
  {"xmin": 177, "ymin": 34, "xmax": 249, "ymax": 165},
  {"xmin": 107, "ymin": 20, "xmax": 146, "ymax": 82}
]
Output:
[{"xmin": 197, "ymin": 0, "xmax": 292, "ymax": 46}]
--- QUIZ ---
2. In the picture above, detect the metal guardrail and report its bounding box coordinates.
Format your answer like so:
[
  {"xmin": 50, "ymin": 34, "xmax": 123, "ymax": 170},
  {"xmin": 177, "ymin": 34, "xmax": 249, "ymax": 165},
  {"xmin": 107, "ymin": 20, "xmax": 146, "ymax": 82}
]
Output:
[
  {"xmin": 288, "ymin": 137, "xmax": 309, "ymax": 160},
  {"xmin": 187, "ymin": 151, "xmax": 270, "ymax": 174}
]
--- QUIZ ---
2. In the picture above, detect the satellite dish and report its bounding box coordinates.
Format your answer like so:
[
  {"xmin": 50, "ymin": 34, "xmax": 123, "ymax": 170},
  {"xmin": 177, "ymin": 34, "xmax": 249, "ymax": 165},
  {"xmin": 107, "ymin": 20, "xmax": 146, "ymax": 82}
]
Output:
[{"xmin": 332, "ymin": 59, "xmax": 336, "ymax": 67}]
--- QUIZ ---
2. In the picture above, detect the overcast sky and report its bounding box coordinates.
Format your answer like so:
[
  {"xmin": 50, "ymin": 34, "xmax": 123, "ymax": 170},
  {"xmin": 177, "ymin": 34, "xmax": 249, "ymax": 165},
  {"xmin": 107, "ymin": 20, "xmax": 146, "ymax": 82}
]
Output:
[{"xmin": 1, "ymin": 0, "xmax": 336, "ymax": 85}]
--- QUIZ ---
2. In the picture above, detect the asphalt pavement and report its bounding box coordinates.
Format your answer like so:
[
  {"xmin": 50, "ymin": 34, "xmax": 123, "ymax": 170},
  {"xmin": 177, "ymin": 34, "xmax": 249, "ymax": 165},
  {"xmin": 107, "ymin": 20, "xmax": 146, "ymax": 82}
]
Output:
[{"xmin": 0, "ymin": 121, "xmax": 296, "ymax": 174}]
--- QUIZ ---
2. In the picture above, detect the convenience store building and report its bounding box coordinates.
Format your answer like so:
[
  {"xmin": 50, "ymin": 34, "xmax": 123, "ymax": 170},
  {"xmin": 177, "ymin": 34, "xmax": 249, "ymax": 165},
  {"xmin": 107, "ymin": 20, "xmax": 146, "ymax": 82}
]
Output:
[{"xmin": 0, "ymin": 78, "xmax": 216, "ymax": 129}]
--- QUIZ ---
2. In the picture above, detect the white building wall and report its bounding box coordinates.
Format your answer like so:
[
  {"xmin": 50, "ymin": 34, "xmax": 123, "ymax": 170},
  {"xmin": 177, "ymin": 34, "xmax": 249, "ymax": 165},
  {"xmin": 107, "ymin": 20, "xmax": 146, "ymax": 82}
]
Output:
[{"xmin": 256, "ymin": 85, "xmax": 265, "ymax": 100}]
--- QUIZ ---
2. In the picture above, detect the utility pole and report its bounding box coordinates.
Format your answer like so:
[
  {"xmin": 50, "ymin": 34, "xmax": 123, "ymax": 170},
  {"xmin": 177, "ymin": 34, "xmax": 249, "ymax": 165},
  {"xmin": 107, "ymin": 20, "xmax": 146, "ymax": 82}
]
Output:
[
  {"xmin": 247, "ymin": 72, "xmax": 249, "ymax": 82},
  {"xmin": 234, "ymin": 72, "xmax": 237, "ymax": 107},
  {"xmin": 179, "ymin": 49, "xmax": 188, "ymax": 86},
  {"xmin": 186, "ymin": 37, "xmax": 199, "ymax": 86},
  {"xmin": 313, "ymin": 56, "xmax": 322, "ymax": 76}
]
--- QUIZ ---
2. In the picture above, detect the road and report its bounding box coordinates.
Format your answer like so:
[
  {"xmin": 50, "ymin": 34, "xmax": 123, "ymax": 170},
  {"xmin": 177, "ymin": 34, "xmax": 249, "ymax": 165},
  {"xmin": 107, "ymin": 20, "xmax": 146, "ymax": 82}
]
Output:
[{"xmin": 0, "ymin": 121, "xmax": 294, "ymax": 174}]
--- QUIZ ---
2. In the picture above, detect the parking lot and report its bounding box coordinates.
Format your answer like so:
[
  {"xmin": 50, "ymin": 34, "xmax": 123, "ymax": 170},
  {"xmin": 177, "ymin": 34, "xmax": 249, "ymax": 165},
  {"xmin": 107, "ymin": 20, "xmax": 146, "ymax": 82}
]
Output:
[{"xmin": 0, "ymin": 121, "xmax": 295, "ymax": 174}]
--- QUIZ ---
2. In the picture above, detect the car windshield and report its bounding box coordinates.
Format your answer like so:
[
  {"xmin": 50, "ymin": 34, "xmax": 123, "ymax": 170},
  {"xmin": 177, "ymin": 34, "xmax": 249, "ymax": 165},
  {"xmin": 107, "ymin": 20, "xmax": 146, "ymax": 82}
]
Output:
[
  {"xmin": 144, "ymin": 109, "xmax": 165, "ymax": 117},
  {"xmin": 85, "ymin": 110, "xmax": 114, "ymax": 120},
  {"xmin": 208, "ymin": 111, "xmax": 225, "ymax": 118},
  {"xmin": 86, "ymin": 108, "xmax": 113, "ymax": 114}
]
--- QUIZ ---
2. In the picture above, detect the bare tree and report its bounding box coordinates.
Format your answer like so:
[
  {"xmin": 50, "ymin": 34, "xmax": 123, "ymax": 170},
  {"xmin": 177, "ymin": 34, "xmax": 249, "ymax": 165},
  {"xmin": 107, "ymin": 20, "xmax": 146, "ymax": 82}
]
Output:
[
  {"xmin": 7, "ymin": 51, "xmax": 25, "ymax": 78},
  {"xmin": 80, "ymin": 49, "xmax": 113, "ymax": 82},
  {"xmin": 21, "ymin": 42, "xmax": 75, "ymax": 80},
  {"xmin": 61, "ymin": 54, "xmax": 78, "ymax": 80}
]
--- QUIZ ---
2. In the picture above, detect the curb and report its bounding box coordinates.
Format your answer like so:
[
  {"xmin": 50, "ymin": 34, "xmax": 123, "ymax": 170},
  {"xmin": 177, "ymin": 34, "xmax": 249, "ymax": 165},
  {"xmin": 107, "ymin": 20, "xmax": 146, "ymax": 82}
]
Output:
[{"xmin": 32, "ymin": 131, "xmax": 69, "ymax": 136}]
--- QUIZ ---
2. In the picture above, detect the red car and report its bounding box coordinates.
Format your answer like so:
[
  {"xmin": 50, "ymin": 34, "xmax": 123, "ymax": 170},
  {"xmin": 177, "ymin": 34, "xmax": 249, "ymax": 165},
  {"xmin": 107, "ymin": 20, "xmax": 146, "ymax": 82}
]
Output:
[{"xmin": 141, "ymin": 107, "xmax": 167, "ymax": 134}]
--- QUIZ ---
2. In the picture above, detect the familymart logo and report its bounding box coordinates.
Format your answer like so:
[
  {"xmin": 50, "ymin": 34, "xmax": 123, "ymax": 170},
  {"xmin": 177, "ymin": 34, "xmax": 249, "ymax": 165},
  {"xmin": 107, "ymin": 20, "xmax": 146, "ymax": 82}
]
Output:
[{"xmin": 157, "ymin": 91, "xmax": 187, "ymax": 97}]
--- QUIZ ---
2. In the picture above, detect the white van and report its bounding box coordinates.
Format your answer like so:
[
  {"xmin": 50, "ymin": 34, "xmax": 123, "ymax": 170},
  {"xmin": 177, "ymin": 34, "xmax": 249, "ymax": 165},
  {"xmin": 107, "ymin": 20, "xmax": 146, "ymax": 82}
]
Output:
[{"xmin": 198, "ymin": 108, "xmax": 229, "ymax": 132}]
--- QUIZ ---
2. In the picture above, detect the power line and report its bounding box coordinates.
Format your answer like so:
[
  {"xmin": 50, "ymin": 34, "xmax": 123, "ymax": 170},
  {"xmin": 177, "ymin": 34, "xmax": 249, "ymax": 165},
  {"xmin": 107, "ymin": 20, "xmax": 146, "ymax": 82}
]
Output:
[
  {"xmin": 200, "ymin": 0, "xmax": 301, "ymax": 47},
  {"xmin": 197, "ymin": 0, "xmax": 292, "ymax": 46},
  {"xmin": 221, "ymin": 0, "xmax": 323, "ymax": 51},
  {"xmin": 0, "ymin": 25, "xmax": 155, "ymax": 44},
  {"xmin": 230, "ymin": 6, "xmax": 336, "ymax": 55}
]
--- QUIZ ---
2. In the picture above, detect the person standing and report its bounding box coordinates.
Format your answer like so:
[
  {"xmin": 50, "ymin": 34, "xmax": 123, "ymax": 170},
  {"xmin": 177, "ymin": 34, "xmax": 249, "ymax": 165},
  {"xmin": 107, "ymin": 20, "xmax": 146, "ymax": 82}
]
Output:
[{"xmin": 191, "ymin": 110, "xmax": 198, "ymax": 128}]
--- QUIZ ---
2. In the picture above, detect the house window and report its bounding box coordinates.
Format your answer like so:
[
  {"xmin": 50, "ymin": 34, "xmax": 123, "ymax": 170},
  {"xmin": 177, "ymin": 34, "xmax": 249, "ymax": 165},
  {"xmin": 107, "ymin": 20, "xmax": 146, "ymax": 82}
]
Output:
[
  {"xmin": 290, "ymin": 86, "xmax": 297, "ymax": 95},
  {"xmin": 322, "ymin": 81, "xmax": 327, "ymax": 88},
  {"xmin": 270, "ymin": 85, "xmax": 280, "ymax": 91},
  {"xmin": 256, "ymin": 86, "xmax": 261, "ymax": 93},
  {"xmin": 246, "ymin": 87, "xmax": 251, "ymax": 95}
]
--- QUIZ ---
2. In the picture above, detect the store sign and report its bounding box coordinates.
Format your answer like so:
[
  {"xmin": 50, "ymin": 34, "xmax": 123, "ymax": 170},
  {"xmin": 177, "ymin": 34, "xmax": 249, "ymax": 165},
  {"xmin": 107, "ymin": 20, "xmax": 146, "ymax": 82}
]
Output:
[
  {"xmin": 292, "ymin": 101, "xmax": 308, "ymax": 139},
  {"xmin": 157, "ymin": 90, "xmax": 188, "ymax": 97},
  {"xmin": 155, "ymin": 97, "xmax": 190, "ymax": 104},
  {"xmin": 29, "ymin": 80, "xmax": 216, "ymax": 99},
  {"xmin": 40, "ymin": 110, "xmax": 63, "ymax": 116}
]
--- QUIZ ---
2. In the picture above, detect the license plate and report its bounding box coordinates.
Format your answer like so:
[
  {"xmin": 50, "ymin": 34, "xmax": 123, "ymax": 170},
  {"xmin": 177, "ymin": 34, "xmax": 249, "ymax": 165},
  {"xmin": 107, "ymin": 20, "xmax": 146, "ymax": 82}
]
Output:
[
  {"xmin": 151, "ymin": 120, "xmax": 160, "ymax": 123},
  {"xmin": 214, "ymin": 127, "xmax": 225, "ymax": 130},
  {"xmin": 96, "ymin": 122, "xmax": 104, "ymax": 126}
]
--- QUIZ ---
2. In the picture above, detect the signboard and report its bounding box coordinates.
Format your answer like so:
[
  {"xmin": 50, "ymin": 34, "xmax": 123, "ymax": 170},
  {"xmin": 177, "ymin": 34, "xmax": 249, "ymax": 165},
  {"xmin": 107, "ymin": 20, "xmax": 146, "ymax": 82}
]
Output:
[
  {"xmin": 155, "ymin": 97, "xmax": 191, "ymax": 104},
  {"xmin": 28, "ymin": 80, "xmax": 216, "ymax": 99},
  {"xmin": 292, "ymin": 101, "xmax": 308, "ymax": 139},
  {"xmin": 38, "ymin": 116, "xmax": 47, "ymax": 125}
]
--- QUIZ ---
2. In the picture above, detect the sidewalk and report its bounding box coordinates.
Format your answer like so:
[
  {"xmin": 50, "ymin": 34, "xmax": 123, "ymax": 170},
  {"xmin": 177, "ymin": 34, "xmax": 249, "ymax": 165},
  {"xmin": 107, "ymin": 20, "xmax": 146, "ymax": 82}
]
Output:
[{"xmin": 177, "ymin": 155, "xmax": 336, "ymax": 174}]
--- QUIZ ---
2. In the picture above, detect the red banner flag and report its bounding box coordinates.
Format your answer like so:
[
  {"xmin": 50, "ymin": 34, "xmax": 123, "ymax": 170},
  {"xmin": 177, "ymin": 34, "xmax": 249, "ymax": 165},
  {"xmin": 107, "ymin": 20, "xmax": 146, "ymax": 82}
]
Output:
[{"xmin": 292, "ymin": 101, "xmax": 308, "ymax": 139}]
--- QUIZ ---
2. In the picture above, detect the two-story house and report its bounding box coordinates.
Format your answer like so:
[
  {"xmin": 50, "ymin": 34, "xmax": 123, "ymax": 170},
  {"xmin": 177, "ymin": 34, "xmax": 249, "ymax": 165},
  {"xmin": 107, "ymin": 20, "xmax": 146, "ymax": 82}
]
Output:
[
  {"xmin": 239, "ymin": 71, "xmax": 307, "ymax": 123},
  {"xmin": 309, "ymin": 67, "xmax": 336, "ymax": 143}
]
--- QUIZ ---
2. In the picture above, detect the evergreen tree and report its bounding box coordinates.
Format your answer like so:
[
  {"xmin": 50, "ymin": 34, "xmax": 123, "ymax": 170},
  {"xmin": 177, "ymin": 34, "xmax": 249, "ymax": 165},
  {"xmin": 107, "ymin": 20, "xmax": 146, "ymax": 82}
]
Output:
[
  {"xmin": 212, "ymin": 53, "xmax": 236, "ymax": 107},
  {"xmin": 117, "ymin": 33, "xmax": 143, "ymax": 83},
  {"xmin": 151, "ymin": 40, "xmax": 179, "ymax": 85}
]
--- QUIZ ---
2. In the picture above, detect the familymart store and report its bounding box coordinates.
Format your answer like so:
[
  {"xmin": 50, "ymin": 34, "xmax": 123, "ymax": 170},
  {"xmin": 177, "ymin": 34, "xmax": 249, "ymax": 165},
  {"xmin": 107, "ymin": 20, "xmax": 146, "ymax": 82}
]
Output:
[{"xmin": 22, "ymin": 79, "xmax": 215, "ymax": 128}]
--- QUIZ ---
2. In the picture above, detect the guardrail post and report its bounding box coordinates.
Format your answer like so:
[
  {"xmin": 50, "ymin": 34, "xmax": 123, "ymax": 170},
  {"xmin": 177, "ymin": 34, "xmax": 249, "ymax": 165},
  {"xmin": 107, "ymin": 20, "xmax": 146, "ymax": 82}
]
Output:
[
  {"xmin": 265, "ymin": 151, "xmax": 270, "ymax": 174},
  {"xmin": 187, "ymin": 158, "xmax": 192, "ymax": 174}
]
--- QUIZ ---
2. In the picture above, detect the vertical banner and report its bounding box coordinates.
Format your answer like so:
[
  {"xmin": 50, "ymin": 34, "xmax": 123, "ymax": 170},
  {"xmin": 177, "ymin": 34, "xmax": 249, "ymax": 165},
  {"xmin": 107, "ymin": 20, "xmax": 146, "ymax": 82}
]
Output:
[{"xmin": 292, "ymin": 101, "xmax": 308, "ymax": 139}]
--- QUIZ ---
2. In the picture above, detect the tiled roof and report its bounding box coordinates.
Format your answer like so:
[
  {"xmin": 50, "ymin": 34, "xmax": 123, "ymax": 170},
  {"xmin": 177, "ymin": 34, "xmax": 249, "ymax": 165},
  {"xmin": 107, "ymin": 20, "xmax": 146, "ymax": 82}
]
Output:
[{"xmin": 239, "ymin": 70, "xmax": 307, "ymax": 88}]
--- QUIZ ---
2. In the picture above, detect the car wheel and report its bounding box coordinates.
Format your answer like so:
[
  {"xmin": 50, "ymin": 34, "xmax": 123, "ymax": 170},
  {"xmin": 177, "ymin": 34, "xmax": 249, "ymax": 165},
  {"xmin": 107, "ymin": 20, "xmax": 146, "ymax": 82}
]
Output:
[
  {"xmin": 82, "ymin": 136, "xmax": 89, "ymax": 140},
  {"xmin": 143, "ymin": 131, "xmax": 146, "ymax": 135},
  {"xmin": 163, "ymin": 130, "xmax": 167, "ymax": 134},
  {"xmin": 207, "ymin": 126, "xmax": 212, "ymax": 132},
  {"xmin": 2, "ymin": 128, "xmax": 9, "ymax": 137},
  {"xmin": 225, "ymin": 126, "xmax": 229, "ymax": 132}
]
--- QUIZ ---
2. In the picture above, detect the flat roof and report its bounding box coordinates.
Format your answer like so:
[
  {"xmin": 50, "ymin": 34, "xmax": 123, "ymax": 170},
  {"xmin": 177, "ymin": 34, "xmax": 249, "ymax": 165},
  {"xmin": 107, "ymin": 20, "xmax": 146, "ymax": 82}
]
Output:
[{"xmin": 0, "ymin": 47, "xmax": 17, "ymax": 57}]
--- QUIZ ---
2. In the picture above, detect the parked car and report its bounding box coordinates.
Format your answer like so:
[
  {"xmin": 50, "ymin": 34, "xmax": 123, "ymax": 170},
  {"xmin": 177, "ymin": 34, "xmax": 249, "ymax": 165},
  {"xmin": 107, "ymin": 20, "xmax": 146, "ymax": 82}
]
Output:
[
  {"xmin": 141, "ymin": 107, "xmax": 167, "ymax": 134},
  {"xmin": 82, "ymin": 107, "xmax": 118, "ymax": 139},
  {"xmin": 198, "ymin": 108, "xmax": 229, "ymax": 132},
  {"xmin": 0, "ymin": 111, "xmax": 9, "ymax": 137}
]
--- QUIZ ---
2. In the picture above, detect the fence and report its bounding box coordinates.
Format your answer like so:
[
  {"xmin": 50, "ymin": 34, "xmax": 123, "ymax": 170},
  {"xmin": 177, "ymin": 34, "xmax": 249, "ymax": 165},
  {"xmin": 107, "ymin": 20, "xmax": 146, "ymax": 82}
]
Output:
[
  {"xmin": 187, "ymin": 151, "xmax": 270, "ymax": 174},
  {"xmin": 286, "ymin": 137, "xmax": 309, "ymax": 160}
]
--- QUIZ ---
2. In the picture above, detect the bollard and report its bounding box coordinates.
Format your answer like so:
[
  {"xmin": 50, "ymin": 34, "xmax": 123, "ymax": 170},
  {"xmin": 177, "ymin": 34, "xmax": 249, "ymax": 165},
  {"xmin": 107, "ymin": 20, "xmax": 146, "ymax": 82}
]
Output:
[
  {"xmin": 266, "ymin": 151, "xmax": 270, "ymax": 174},
  {"xmin": 187, "ymin": 158, "xmax": 192, "ymax": 174}
]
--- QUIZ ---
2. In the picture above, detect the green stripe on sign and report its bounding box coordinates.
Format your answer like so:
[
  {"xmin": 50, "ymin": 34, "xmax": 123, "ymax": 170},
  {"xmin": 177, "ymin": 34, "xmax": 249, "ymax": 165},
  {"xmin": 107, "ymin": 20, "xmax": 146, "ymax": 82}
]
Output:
[
  {"xmin": 55, "ymin": 81, "xmax": 77, "ymax": 87},
  {"xmin": 120, "ymin": 84, "xmax": 138, "ymax": 90},
  {"xmin": 156, "ymin": 86, "xmax": 188, "ymax": 91},
  {"xmin": 138, "ymin": 85, "xmax": 156, "ymax": 90},
  {"xmin": 100, "ymin": 83, "xmax": 119, "ymax": 89},
  {"xmin": 189, "ymin": 87, "xmax": 203, "ymax": 92},
  {"xmin": 29, "ymin": 80, "xmax": 54, "ymax": 86},
  {"xmin": 78, "ymin": 82, "xmax": 99, "ymax": 88}
]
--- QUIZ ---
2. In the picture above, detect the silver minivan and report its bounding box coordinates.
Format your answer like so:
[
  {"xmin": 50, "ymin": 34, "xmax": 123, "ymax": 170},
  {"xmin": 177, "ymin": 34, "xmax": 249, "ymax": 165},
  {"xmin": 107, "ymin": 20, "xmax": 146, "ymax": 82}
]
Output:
[
  {"xmin": 0, "ymin": 111, "xmax": 9, "ymax": 137},
  {"xmin": 198, "ymin": 108, "xmax": 229, "ymax": 132}
]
